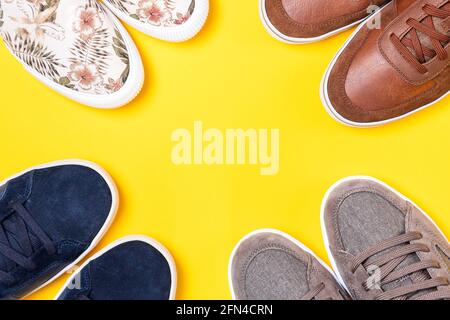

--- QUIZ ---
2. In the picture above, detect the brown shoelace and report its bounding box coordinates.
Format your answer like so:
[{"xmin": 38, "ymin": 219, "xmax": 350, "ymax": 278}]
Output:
[
  {"xmin": 351, "ymin": 231, "xmax": 450, "ymax": 300},
  {"xmin": 301, "ymin": 283, "xmax": 326, "ymax": 300},
  {"xmin": 391, "ymin": 3, "xmax": 450, "ymax": 74}
]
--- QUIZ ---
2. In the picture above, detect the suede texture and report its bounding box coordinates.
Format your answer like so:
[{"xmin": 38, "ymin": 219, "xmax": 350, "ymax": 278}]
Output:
[
  {"xmin": 326, "ymin": 1, "xmax": 450, "ymax": 123},
  {"xmin": 230, "ymin": 232, "xmax": 346, "ymax": 300},
  {"xmin": 264, "ymin": 0, "xmax": 390, "ymax": 38},
  {"xmin": 58, "ymin": 240, "xmax": 173, "ymax": 300},
  {"xmin": 0, "ymin": 164, "xmax": 113, "ymax": 299},
  {"xmin": 322, "ymin": 178, "xmax": 450, "ymax": 299}
]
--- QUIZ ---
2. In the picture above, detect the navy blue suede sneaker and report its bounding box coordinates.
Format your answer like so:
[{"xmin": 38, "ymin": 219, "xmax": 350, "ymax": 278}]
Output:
[
  {"xmin": 56, "ymin": 236, "xmax": 177, "ymax": 300},
  {"xmin": 0, "ymin": 160, "xmax": 118, "ymax": 299}
]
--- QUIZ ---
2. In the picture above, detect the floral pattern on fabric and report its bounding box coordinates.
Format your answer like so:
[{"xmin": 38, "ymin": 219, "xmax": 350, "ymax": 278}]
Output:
[
  {"xmin": 0, "ymin": 0, "xmax": 130, "ymax": 95},
  {"xmin": 106, "ymin": 0, "xmax": 195, "ymax": 27}
]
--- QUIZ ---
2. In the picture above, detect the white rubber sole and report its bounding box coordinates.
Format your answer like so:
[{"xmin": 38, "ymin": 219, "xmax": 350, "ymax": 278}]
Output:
[
  {"xmin": 54, "ymin": 235, "xmax": 177, "ymax": 300},
  {"xmin": 320, "ymin": 175, "xmax": 449, "ymax": 295},
  {"xmin": 228, "ymin": 228, "xmax": 341, "ymax": 300},
  {"xmin": 259, "ymin": 0, "xmax": 366, "ymax": 44},
  {"xmin": 319, "ymin": 5, "xmax": 450, "ymax": 127},
  {"xmin": 3, "ymin": 4, "xmax": 144, "ymax": 109},
  {"xmin": 102, "ymin": 0, "xmax": 209, "ymax": 43},
  {"xmin": 0, "ymin": 159, "xmax": 119, "ymax": 299}
]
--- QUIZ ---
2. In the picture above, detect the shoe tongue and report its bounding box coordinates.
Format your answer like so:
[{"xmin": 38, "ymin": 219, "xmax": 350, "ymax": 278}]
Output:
[
  {"xmin": 402, "ymin": 3, "xmax": 450, "ymax": 63},
  {"xmin": 0, "ymin": 214, "xmax": 42, "ymax": 273}
]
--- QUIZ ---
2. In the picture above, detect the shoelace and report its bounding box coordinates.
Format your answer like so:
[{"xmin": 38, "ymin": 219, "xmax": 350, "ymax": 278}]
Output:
[
  {"xmin": 0, "ymin": 202, "xmax": 55, "ymax": 285},
  {"xmin": 390, "ymin": 3, "xmax": 450, "ymax": 74},
  {"xmin": 300, "ymin": 283, "xmax": 326, "ymax": 300},
  {"xmin": 351, "ymin": 231, "xmax": 450, "ymax": 300}
]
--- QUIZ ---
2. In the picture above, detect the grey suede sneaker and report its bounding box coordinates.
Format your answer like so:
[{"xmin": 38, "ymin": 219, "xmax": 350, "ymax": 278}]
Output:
[
  {"xmin": 321, "ymin": 177, "xmax": 450, "ymax": 300},
  {"xmin": 229, "ymin": 229, "xmax": 347, "ymax": 300}
]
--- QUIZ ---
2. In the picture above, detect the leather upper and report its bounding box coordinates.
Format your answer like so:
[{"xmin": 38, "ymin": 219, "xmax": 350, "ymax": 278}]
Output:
[
  {"xmin": 326, "ymin": 0, "xmax": 450, "ymax": 123},
  {"xmin": 281, "ymin": 0, "xmax": 374, "ymax": 25},
  {"xmin": 265, "ymin": 0, "xmax": 390, "ymax": 38}
]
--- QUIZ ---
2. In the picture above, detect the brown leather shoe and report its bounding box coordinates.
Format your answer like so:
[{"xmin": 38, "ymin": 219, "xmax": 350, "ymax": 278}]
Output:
[
  {"xmin": 260, "ymin": 0, "xmax": 390, "ymax": 43},
  {"xmin": 321, "ymin": 0, "xmax": 450, "ymax": 127}
]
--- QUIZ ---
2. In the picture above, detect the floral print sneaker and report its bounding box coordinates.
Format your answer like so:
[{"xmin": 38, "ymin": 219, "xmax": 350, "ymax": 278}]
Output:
[
  {"xmin": 102, "ymin": 0, "xmax": 209, "ymax": 42},
  {"xmin": 0, "ymin": 0, "xmax": 143, "ymax": 108}
]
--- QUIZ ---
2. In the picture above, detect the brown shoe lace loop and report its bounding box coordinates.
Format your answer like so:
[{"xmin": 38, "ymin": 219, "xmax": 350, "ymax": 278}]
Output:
[{"xmin": 390, "ymin": 3, "xmax": 450, "ymax": 74}]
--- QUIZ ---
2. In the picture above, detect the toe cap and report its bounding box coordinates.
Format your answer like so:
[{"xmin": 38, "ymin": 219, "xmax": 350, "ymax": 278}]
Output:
[{"xmin": 27, "ymin": 163, "xmax": 114, "ymax": 246}]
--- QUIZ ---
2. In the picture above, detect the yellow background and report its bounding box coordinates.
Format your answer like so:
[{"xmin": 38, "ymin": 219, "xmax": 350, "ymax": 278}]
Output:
[{"xmin": 0, "ymin": 0, "xmax": 449, "ymax": 300}]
